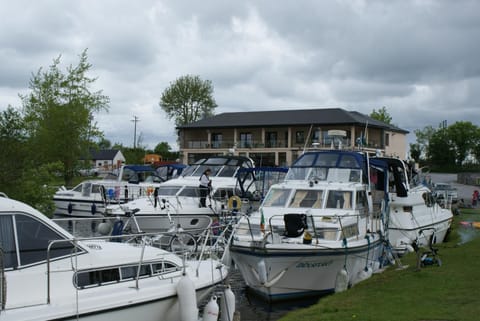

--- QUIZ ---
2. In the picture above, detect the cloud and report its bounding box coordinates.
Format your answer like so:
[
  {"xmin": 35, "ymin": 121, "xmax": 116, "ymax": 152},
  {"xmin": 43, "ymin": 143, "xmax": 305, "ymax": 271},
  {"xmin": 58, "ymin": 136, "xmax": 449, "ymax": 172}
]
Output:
[{"xmin": 1, "ymin": 0, "xmax": 480, "ymax": 151}]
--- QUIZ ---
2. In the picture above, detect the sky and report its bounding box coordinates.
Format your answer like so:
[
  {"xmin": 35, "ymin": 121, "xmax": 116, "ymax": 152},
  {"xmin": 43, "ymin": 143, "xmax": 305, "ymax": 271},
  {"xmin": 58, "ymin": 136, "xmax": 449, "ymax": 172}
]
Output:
[{"xmin": 1, "ymin": 0, "xmax": 480, "ymax": 151}]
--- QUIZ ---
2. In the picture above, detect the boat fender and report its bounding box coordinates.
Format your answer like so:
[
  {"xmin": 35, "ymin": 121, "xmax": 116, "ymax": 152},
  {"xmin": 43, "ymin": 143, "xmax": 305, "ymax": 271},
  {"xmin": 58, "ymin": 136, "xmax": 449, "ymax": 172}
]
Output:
[
  {"xmin": 228, "ymin": 196, "xmax": 242, "ymax": 210},
  {"xmin": 220, "ymin": 285, "xmax": 235, "ymax": 321},
  {"xmin": 176, "ymin": 274, "xmax": 198, "ymax": 321},
  {"xmin": 97, "ymin": 222, "xmax": 112, "ymax": 235},
  {"xmin": 257, "ymin": 260, "xmax": 267, "ymax": 285},
  {"xmin": 203, "ymin": 295, "xmax": 219, "ymax": 321},
  {"xmin": 91, "ymin": 203, "xmax": 97, "ymax": 215},
  {"xmin": 354, "ymin": 266, "xmax": 373, "ymax": 285},
  {"xmin": 405, "ymin": 244, "xmax": 415, "ymax": 253},
  {"xmin": 67, "ymin": 203, "xmax": 73, "ymax": 214},
  {"xmin": 334, "ymin": 267, "xmax": 348, "ymax": 293}
]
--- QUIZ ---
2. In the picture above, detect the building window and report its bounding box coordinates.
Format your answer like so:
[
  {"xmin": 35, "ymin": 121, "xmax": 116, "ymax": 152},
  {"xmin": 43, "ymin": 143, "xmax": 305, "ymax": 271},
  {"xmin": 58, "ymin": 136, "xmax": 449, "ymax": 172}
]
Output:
[
  {"xmin": 266, "ymin": 132, "xmax": 277, "ymax": 148},
  {"xmin": 385, "ymin": 133, "xmax": 390, "ymax": 146},
  {"xmin": 211, "ymin": 133, "xmax": 222, "ymax": 148},
  {"xmin": 240, "ymin": 132, "xmax": 252, "ymax": 148},
  {"xmin": 295, "ymin": 131, "xmax": 305, "ymax": 144}
]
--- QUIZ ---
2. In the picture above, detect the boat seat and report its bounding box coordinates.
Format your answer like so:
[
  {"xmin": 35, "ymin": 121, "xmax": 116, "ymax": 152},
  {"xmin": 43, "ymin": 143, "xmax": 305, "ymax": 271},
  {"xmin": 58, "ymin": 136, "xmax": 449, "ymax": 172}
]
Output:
[{"xmin": 283, "ymin": 214, "xmax": 307, "ymax": 237}]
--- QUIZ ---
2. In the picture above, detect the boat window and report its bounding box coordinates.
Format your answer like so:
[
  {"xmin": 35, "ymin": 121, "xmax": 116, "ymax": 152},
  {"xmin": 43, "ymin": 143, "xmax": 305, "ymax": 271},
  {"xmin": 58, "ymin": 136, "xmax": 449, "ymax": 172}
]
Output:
[
  {"xmin": 217, "ymin": 166, "xmax": 237, "ymax": 177},
  {"xmin": 356, "ymin": 191, "xmax": 367, "ymax": 211},
  {"xmin": 294, "ymin": 153, "xmax": 317, "ymax": 166},
  {"xmin": 120, "ymin": 264, "xmax": 152, "ymax": 279},
  {"xmin": 326, "ymin": 190, "xmax": 353, "ymax": 209},
  {"xmin": 338, "ymin": 155, "xmax": 360, "ymax": 168},
  {"xmin": 152, "ymin": 261, "xmax": 180, "ymax": 274},
  {"xmin": 289, "ymin": 190, "xmax": 324, "ymax": 208},
  {"xmin": 157, "ymin": 186, "xmax": 182, "ymax": 196},
  {"xmin": 285, "ymin": 167, "xmax": 308, "ymax": 180},
  {"xmin": 91, "ymin": 184, "xmax": 103, "ymax": 194},
  {"xmin": 307, "ymin": 168, "xmax": 327, "ymax": 181},
  {"xmin": 77, "ymin": 268, "xmax": 121, "ymax": 288},
  {"xmin": 0, "ymin": 215, "xmax": 18, "ymax": 269},
  {"xmin": 82, "ymin": 182, "xmax": 92, "ymax": 197},
  {"xmin": 314, "ymin": 228, "xmax": 338, "ymax": 241},
  {"xmin": 341, "ymin": 224, "xmax": 359, "ymax": 239},
  {"xmin": 263, "ymin": 189, "xmax": 291, "ymax": 207},
  {"xmin": 178, "ymin": 186, "xmax": 200, "ymax": 197},
  {"xmin": 14, "ymin": 214, "xmax": 76, "ymax": 267},
  {"xmin": 72, "ymin": 183, "xmax": 83, "ymax": 193},
  {"xmin": 313, "ymin": 154, "xmax": 338, "ymax": 167}
]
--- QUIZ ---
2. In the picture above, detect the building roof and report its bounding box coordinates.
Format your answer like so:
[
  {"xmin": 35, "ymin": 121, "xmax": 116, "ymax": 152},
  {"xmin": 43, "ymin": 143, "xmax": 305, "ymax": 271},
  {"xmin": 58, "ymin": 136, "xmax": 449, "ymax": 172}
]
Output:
[{"xmin": 177, "ymin": 108, "xmax": 408, "ymax": 133}]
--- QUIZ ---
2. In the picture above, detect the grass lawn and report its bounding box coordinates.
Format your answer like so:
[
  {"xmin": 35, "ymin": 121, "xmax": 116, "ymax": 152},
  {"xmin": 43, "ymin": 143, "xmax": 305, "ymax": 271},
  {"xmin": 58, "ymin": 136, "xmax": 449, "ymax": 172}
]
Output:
[{"xmin": 279, "ymin": 209, "xmax": 480, "ymax": 321}]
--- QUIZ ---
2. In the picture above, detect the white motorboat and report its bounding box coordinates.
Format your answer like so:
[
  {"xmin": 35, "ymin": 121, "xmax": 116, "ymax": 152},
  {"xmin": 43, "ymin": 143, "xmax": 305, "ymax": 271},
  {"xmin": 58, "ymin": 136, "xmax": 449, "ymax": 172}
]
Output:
[
  {"xmin": 230, "ymin": 150, "xmax": 386, "ymax": 301},
  {"xmin": 105, "ymin": 156, "xmax": 258, "ymax": 232},
  {"xmin": 372, "ymin": 157, "xmax": 453, "ymax": 255},
  {"xmin": 0, "ymin": 196, "xmax": 229, "ymax": 321},
  {"xmin": 53, "ymin": 164, "xmax": 184, "ymax": 217}
]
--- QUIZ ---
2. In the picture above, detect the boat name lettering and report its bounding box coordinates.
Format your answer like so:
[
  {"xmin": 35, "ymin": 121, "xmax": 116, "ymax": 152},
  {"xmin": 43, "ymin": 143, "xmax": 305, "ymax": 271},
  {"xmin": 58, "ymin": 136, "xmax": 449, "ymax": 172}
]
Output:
[{"xmin": 296, "ymin": 260, "xmax": 333, "ymax": 268}]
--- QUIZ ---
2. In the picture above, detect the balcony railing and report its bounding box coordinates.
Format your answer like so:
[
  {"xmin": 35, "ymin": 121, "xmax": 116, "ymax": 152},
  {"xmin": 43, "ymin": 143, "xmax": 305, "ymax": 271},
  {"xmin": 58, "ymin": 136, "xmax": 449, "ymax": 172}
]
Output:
[{"xmin": 183, "ymin": 138, "xmax": 382, "ymax": 150}]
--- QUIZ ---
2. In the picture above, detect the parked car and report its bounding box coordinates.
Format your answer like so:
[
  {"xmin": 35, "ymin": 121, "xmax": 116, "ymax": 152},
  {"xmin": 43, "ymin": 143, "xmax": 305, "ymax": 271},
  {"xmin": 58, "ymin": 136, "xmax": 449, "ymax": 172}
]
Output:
[{"xmin": 433, "ymin": 182, "xmax": 458, "ymax": 203}]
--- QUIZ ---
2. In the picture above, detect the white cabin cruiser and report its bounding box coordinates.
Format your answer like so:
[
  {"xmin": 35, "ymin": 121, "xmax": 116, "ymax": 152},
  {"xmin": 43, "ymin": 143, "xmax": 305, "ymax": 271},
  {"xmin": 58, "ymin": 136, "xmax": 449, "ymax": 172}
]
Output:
[
  {"xmin": 105, "ymin": 156, "xmax": 257, "ymax": 232},
  {"xmin": 230, "ymin": 150, "xmax": 385, "ymax": 301},
  {"xmin": 0, "ymin": 196, "xmax": 228, "ymax": 321},
  {"xmin": 371, "ymin": 157, "xmax": 453, "ymax": 255},
  {"xmin": 53, "ymin": 164, "xmax": 184, "ymax": 217}
]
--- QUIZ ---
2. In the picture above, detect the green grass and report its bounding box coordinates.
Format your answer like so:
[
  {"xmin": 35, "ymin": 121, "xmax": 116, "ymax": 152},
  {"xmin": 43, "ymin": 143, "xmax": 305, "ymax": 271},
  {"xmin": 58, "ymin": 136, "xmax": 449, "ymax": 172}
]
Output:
[{"xmin": 279, "ymin": 210, "xmax": 480, "ymax": 321}]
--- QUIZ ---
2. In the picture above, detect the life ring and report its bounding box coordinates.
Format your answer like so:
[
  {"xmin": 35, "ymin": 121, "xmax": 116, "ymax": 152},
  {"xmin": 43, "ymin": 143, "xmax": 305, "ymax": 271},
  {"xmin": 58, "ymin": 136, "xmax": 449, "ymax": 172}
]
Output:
[{"xmin": 227, "ymin": 195, "xmax": 242, "ymax": 210}]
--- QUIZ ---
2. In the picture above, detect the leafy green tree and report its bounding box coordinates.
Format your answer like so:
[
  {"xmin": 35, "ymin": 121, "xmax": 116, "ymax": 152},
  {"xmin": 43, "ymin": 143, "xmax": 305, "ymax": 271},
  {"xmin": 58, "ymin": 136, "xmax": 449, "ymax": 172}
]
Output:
[
  {"xmin": 97, "ymin": 137, "xmax": 112, "ymax": 149},
  {"xmin": 409, "ymin": 143, "xmax": 421, "ymax": 163},
  {"xmin": 159, "ymin": 75, "xmax": 217, "ymax": 127},
  {"xmin": 21, "ymin": 49, "xmax": 109, "ymax": 186},
  {"xmin": 154, "ymin": 141, "xmax": 179, "ymax": 161},
  {"xmin": 0, "ymin": 107, "xmax": 28, "ymax": 197},
  {"xmin": 446, "ymin": 121, "xmax": 478, "ymax": 166},
  {"xmin": 413, "ymin": 125, "xmax": 437, "ymax": 161},
  {"xmin": 427, "ymin": 128, "xmax": 456, "ymax": 168},
  {"xmin": 370, "ymin": 106, "xmax": 392, "ymax": 124}
]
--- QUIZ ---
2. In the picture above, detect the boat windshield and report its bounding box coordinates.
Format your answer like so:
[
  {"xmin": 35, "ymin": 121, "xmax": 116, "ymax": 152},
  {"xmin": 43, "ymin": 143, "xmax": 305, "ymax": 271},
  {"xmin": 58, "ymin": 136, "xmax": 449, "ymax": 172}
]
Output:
[
  {"xmin": 157, "ymin": 186, "xmax": 182, "ymax": 196},
  {"xmin": 288, "ymin": 189, "xmax": 324, "ymax": 208},
  {"xmin": 325, "ymin": 190, "xmax": 353, "ymax": 209},
  {"xmin": 263, "ymin": 188, "xmax": 292, "ymax": 207}
]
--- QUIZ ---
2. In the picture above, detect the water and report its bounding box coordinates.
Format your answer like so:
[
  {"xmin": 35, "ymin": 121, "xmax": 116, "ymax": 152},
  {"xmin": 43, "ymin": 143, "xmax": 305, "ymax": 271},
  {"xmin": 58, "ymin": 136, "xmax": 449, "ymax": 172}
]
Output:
[{"xmin": 53, "ymin": 215, "xmax": 324, "ymax": 320}]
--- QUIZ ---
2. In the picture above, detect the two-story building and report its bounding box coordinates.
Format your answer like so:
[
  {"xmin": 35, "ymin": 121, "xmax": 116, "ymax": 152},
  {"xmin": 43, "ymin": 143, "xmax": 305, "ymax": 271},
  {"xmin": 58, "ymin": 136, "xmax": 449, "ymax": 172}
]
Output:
[{"xmin": 177, "ymin": 108, "xmax": 408, "ymax": 166}]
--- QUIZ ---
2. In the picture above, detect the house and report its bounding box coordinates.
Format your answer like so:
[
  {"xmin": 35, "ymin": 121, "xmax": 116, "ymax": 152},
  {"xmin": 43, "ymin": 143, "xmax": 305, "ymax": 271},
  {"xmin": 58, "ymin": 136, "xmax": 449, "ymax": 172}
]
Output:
[
  {"xmin": 177, "ymin": 108, "xmax": 409, "ymax": 166},
  {"xmin": 80, "ymin": 149, "xmax": 126, "ymax": 171}
]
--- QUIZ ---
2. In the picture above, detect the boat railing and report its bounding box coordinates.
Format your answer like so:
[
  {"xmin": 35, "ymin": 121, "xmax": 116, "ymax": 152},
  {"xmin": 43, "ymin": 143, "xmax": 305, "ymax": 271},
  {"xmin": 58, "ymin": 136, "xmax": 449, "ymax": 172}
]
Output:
[
  {"xmin": 45, "ymin": 218, "xmax": 234, "ymax": 305},
  {"xmin": 0, "ymin": 247, "xmax": 5, "ymax": 312},
  {"xmin": 236, "ymin": 211, "xmax": 374, "ymax": 245}
]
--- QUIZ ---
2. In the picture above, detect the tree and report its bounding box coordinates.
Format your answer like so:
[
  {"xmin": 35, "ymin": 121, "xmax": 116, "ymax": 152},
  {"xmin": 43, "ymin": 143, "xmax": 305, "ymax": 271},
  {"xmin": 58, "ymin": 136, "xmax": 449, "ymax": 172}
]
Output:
[
  {"xmin": 0, "ymin": 107, "xmax": 28, "ymax": 196},
  {"xmin": 446, "ymin": 121, "xmax": 478, "ymax": 166},
  {"xmin": 413, "ymin": 125, "xmax": 437, "ymax": 161},
  {"xmin": 159, "ymin": 75, "xmax": 217, "ymax": 127},
  {"xmin": 370, "ymin": 106, "xmax": 392, "ymax": 124},
  {"xmin": 21, "ymin": 49, "xmax": 109, "ymax": 185},
  {"xmin": 409, "ymin": 143, "xmax": 421, "ymax": 163},
  {"xmin": 154, "ymin": 141, "xmax": 179, "ymax": 161}
]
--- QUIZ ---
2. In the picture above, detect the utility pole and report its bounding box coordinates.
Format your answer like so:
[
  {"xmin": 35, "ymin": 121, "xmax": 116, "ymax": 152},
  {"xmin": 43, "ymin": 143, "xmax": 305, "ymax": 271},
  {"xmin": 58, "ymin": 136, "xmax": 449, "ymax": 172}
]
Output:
[{"xmin": 131, "ymin": 115, "xmax": 139, "ymax": 149}]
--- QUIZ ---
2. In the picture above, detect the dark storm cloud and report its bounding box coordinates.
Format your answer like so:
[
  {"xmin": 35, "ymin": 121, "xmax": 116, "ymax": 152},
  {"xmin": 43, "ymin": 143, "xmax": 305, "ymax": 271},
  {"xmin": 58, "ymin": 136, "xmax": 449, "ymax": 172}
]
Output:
[{"xmin": 1, "ymin": 0, "xmax": 480, "ymax": 149}]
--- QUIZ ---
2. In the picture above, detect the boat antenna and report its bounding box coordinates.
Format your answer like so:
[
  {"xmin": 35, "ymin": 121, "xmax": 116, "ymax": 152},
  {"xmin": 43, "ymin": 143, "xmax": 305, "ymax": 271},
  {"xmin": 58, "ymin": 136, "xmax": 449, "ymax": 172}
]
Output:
[{"xmin": 302, "ymin": 124, "xmax": 314, "ymax": 154}]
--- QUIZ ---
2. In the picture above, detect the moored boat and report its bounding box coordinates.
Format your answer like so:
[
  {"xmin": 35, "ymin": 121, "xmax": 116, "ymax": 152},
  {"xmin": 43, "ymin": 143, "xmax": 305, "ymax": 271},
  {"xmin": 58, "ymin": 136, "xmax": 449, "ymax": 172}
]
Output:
[
  {"xmin": 53, "ymin": 164, "xmax": 184, "ymax": 217},
  {"xmin": 230, "ymin": 150, "xmax": 386, "ymax": 301},
  {"xmin": 0, "ymin": 196, "xmax": 228, "ymax": 321}
]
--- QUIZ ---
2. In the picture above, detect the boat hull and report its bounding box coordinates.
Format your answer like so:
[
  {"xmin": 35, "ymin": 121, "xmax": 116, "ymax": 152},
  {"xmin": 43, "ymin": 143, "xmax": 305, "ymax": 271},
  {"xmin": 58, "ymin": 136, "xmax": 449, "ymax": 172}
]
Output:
[{"xmin": 230, "ymin": 236, "xmax": 383, "ymax": 301}]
